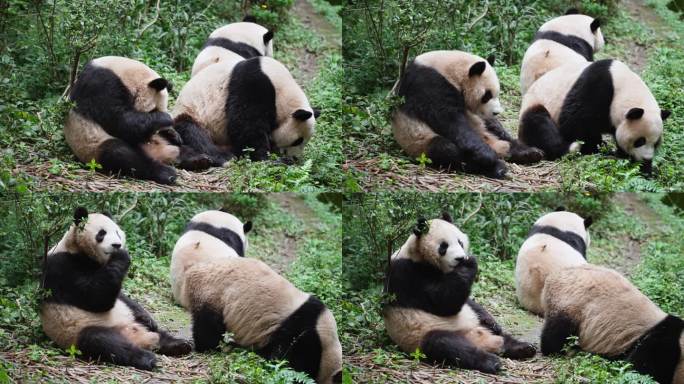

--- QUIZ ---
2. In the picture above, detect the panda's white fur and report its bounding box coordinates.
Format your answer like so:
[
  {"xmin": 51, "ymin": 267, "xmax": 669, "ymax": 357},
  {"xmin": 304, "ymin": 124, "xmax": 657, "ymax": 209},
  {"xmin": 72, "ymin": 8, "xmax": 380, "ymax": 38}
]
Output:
[
  {"xmin": 41, "ymin": 208, "xmax": 190, "ymax": 370},
  {"xmin": 542, "ymin": 264, "xmax": 684, "ymax": 383},
  {"xmin": 191, "ymin": 21, "xmax": 274, "ymax": 77},
  {"xmin": 170, "ymin": 210, "xmax": 249, "ymax": 308},
  {"xmin": 519, "ymin": 59, "xmax": 668, "ymax": 165},
  {"xmin": 384, "ymin": 215, "xmax": 535, "ymax": 373},
  {"xmin": 65, "ymin": 56, "xmax": 177, "ymax": 165},
  {"xmin": 171, "ymin": 210, "xmax": 341, "ymax": 383},
  {"xmin": 173, "ymin": 57, "xmax": 316, "ymax": 161},
  {"xmin": 515, "ymin": 209, "xmax": 591, "ymax": 315},
  {"xmin": 520, "ymin": 13, "xmax": 604, "ymax": 94}
]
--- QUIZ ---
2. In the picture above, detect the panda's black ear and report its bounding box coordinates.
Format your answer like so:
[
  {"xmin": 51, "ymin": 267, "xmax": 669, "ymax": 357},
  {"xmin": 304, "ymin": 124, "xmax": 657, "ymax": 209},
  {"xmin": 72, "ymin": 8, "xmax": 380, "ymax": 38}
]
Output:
[
  {"xmin": 102, "ymin": 211, "xmax": 113, "ymax": 219},
  {"xmin": 626, "ymin": 108, "xmax": 644, "ymax": 120},
  {"xmin": 243, "ymin": 221, "xmax": 253, "ymax": 234},
  {"xmin": 468, "ymin": 61, "xmax": 486, "ymax": 77},
  {"xmin": 263, "ymin": 30, "xmax": 274, "ymax": 44},
  {"xmin": 292, "ymin": 109, "xmax": 313, "ymax": 121},
  {"xmin": 74, "ymin": 207, "xmax": 88, "ymax": 225},
  {"xmin": 584, "ymin": 217, "xmax": 593, "ymax": 228},
  {"xmin": 413, "ymin": 218, "xmax": 428, "ymax": 237},
  {"xmin": 148, "ymin": 78, "xmax": 169, "ymax": 92},
  {"xmin": 565, "ymin": 8, "xmax": 580, "ymax": 15},
  {"xmin": 486, "ymin": 54, "xmax": 496, "ymax": 66},
  {"xmin": 313, "ymin": 108, "xmax": 321, "ymax": 119},
  {"xmin": 243, "ymin": 15, "xmax": 257, "ymax": 23},
  {"xmin": 441, "ymin": 211, "xmax": 453, "ymax": 223},
  {"xmin": 590, "ymin": 18, "xmax": 601, "ymax": 32},
  {"xmin": 555, "ymin": 206, "xmax": 566, "ymax": 212},
  {"xmin": 661, "ymin": 109, "xmax": 671, "ymax": 121}
]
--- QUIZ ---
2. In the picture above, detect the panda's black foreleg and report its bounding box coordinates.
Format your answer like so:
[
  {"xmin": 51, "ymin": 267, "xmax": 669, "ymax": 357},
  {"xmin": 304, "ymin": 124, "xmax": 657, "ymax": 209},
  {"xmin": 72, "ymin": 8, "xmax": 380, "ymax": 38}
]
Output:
[
  {"xmin": 425, "ymin": 135, "xmax": 465, "ymax": 170},
  {"xmin": 421, "ymin": 330, "xmax": 501, "ymax": 373},
  {"xmin": 467, "ymin": 299, "xmax": 502, "ymax": 335},
  {"xmin": 519, "ymin": 105, "xmax": 570, "ymax": 160},
  {"xmin": 116, "ymin": 110, "xmax": 174, "ymax": 144},
  {"xmin": 174, "ymin": 114, "xmax": 234, "ymax": 166},
  {"xmin": 540, "ymin": 311, "xmax": 579, "ymax": 355},
  {"xmin": 77, "ymin": 326, "xmax": 157, "ymax": 370},
  {"xmin": 192, "ymin": 305, "xmax": 226, "ymax": 352},
  {"xmin": 445, "ymin": 122, "xmax": 507, "ymax": 179},
  {"xmin": 97, "ymin": 138, "xmax": 177, "ymax": 184}
]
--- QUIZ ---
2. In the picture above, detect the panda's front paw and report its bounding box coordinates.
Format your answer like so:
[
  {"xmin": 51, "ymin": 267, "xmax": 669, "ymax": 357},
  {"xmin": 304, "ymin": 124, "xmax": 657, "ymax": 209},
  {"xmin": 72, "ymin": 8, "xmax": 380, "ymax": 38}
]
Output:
[
  {"xmin": 156, "ymin": 126, "xmax": 183, "ymax": 146},
  {"xmin": 151, "ymin": 111, "xmax": 174, "ymax": 128}
]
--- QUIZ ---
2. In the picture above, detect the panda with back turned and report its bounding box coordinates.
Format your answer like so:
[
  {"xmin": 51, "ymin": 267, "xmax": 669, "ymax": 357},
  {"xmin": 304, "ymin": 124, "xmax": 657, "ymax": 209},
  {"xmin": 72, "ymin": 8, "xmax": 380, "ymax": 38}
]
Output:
[
  {"xmin": 191, "ymin": 15, "xmax": 274, "ymax": 77},
  {"xmin": 170, "ymin": 210, "xmax": 342, "ymax": 383},
  {"xmin": 41, "ymin": 207, "xmax": 191, "ymax": 370},
  {"xmin": 519, "ymin": 59, "xmax": 671, "ymax": 175},
  {"xmin": 383, "ymin": 213, "xmax": 536, "ymax": 373},
  {"xmin": 515, "ymin": 207, "xmax": 592, "ymax": 315},
  {"xmin": 65, "ymin": 56, "xmax": 210, "ymax": 184},
  {"xmin": 392, "ymin": 50, "xmax": 542, "ymax": 179},
  {"xmin": 520, "ymin": 9, "xmax": 604, "ymax": 95},
  {"xmin": 541, "ymin": 264, "xmax": 684, "ymax": 384},
  {"xmin": 173, "ymin": 57, "xmax": 319, "ymax": 165}
]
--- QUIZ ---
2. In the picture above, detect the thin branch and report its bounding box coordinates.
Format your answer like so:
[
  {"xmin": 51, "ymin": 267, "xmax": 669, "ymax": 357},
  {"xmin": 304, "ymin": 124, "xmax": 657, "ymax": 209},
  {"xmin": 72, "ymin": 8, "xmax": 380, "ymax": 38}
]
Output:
[
  {"xmin": 117, "ymin": 195, "xmax": 139, "ymax": 221},
  {"xmin": 466, "ymin": 1, "xmax": 488, "ymax": 31},
  {"xmin": 462, "ymin": 193, "xmax": 483, "ymax": 225},
  {"xmin": 137, "ymin": 0, "xmax": 161, "ymax": 38}
]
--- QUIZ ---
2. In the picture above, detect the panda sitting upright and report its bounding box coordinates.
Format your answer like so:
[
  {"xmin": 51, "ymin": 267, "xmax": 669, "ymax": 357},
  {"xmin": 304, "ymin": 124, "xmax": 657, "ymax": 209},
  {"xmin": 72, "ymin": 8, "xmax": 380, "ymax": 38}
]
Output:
[
  {"xmin": 41, "ymin": 207, "xmax": 191, "ymax": 370},
  {"xmin": 392, "ymin": 50, "xmax": 543, "ymax": 178},
  {"xmin": 383, "ymin": 213, "xmax": 536, "ymax": 373}
]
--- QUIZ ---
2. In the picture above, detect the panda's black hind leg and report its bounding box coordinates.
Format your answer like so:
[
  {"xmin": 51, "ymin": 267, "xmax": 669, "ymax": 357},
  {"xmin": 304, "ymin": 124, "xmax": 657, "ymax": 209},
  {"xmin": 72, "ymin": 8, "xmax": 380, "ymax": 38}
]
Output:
[
  {"xmin": 519, "ymin": 105, "xmax": 570, "ymax": 160},
  {"xmin": 174, "ymin": 114, "xmax": 234, "ymax": 167},
  {"xmin": 427, "ymin": 136, "xmax": 506, "ymax": 178},
  {"xmin": 97, "ymin": 138, "xmax": 177, "ymax": 184},
  {"xmin": 421, "ymin": 330, "xmax": 501, "ymax": 373},
  {"xmin": 191, "ymin": 305, "xmax": 226, "ymax": 352},
  {"xmin": 540, "ymin": 311, "xmax": 579, "ymax": 356},
  {"xmin": 77, "ymin": 326, "xmax": 157, "ymax": 370}
]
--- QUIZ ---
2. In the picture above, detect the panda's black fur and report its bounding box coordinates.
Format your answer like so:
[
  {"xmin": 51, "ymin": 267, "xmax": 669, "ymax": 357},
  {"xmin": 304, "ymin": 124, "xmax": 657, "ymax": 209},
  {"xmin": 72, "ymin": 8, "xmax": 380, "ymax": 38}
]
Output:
[
  {"xmin": 202, "ymin": 37, "xmax": 262, "ymax": 60},
  {"xmin": 182, "ymin": 220, "xmax": 247, "ymax": 257},
  {"xmin": 533, "ymin": 29, "xmax": 595, "ymax": 61},
  {"xmin": 42, "ymin": 207, "xmax": 191, "ymax": 370}
]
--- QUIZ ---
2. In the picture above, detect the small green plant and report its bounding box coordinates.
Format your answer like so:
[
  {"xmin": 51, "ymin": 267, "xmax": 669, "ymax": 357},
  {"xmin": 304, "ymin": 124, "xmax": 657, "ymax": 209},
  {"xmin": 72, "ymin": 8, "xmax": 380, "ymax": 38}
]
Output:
[{"xmin": 65, "ymin": 344, "xmax": 82, "ymax": 359}]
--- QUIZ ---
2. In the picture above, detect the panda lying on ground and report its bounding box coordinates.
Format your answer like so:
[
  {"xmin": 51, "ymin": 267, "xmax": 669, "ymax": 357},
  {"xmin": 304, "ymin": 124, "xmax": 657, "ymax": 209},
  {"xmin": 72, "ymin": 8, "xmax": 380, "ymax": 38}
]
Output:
[
  {"xmin": 383, "ymin": 213, "xmax": 536, "ymax": 373},
  {"xmin": 41, "ymin": 207, "xmax": 191, "ymax": 370},
  {"xmin": 392, "ymin": 50, "xmax": 543, "ymax": 179},
  {"xmin": 542, "ymin": 264, "xmax": 684, "ymax": 384},
  {"xmin": 170, "ymin": 209, "xmax": 342, "ymax": 384}
]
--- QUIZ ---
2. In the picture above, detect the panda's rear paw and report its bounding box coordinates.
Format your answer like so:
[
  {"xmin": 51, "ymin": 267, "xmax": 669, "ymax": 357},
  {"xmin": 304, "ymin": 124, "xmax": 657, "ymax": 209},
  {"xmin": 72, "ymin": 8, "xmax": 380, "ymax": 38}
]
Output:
[
  {"xmin": 180, "ymin": 154, "xmax": 212, "ymax": 171},
  {"xmin": 153, "ymin": 165, "xmax": 177, "ymax": 185},
  {"xmin": 156, "ymin": 126, "xmax": 183, "ymax": 146},
  {"xmin": 131, "ymin": 350, "xmax": 157, "ymax": 370},
  {"xmin": 509, "ymin": 145, "xmax": 544, "ymax": 164},
  {"xmin": 503, "ymin": 341, "xmax": 537, "ymax": 359},
  {"xmin": 477, "ymin": 353, "xmax": 501, "ymax": 374},
  {"xmin": 487, "ymin": 161, "xmax": 508, "ymax": 179}
]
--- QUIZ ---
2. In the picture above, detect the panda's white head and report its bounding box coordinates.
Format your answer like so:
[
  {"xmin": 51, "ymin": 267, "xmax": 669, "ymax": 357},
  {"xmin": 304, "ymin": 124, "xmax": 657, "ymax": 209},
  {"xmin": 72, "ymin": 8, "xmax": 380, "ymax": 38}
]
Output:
[
  {"xmin": 541, "ymin": 12, "xmax": 605, "ymax": 53},
  {"xmin": 67, "ymin": 207, "xmax": 125, "ymax": 264},
  {"xmin": 615, "ymin": 107, "xmax": 669, "ymax": 164},
  {"xmin": 190, "ymin": 209, "xmax": 252, "ymax": 253},
  {"xmin": 272, "ymin": 108, "xmax": 319, "ymax": 159},
  {"xmin": 91, "ymin": 56, "xmax": 171, "ymax": 114},
  {"xmin": 463, "ymin": 55, "xmax": 503, "ymax": 119},
  {"xmin": 408, "ymin": 212, "xmax": 470, "ymax": 273},
  {"xmin": 536, "ymin": 207, "xmax": 592, "ymax": 248}
]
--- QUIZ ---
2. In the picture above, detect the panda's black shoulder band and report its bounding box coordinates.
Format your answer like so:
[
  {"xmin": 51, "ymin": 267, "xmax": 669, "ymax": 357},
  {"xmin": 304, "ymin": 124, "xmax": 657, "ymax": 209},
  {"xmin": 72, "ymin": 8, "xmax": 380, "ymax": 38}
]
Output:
[
  {"xmin": 527, "ymin": 225, "xmax": 587, "ymax": 258},
  {"xmin": 533, "ymin": 31, "xmax": 594, "ymax": 61},
  {"xmin": 183, "ymin": 221, "xmax": 245, "ymax": 256},
  {"xmin": 204, "ymin": 37, "xmax": 262, "ymax": 59}
]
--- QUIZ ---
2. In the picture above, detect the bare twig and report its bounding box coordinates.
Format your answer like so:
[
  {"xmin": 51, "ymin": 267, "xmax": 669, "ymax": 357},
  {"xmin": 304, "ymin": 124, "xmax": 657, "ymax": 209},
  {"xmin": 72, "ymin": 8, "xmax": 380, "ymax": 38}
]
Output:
[
  {"xmin": 466, "ymin": 1, "xmax": 488, "ymax": 31},
  {"xmin": 138, "ymin": 0, "xmax": 161, "ymax": 38},
  {"xmin": 117, "ymin": 195, "xmax": 139, "ymax": 221},
  {"xmin": 462, "ymin": 193, "xmax": 483, "ymax": 225}
]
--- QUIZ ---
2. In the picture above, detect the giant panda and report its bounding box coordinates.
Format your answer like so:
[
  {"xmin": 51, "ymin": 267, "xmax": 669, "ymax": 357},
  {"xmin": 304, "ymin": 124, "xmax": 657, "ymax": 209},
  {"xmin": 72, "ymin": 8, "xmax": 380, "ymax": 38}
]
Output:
[
  {"xmin": 170, "ymin": 209, "xmax": 251, "ymax": 309},
  {"xmin": 519, "ymin": 59, "xmax": 671, "ymax": 175},
  {"xmin": 541, "ymin": 264, "xmax": 684, "ymax": 384},
  {"xmin": 65, "ymin": 56, "xmax": 211, "ymax": 184},
  {"xmin": 170, "ymin": 209, "xmax": 342, "ymax": 383},
  {"xmin": 392, "ymin": 50, "xmax": 543, "ymax": 179},
  {"xmin": 515, "ymin": 207, "xmax": 592, "ymax": 315},
  {"xmin": 191, "ymin": 16, "xmax": 274, "ymax": 77},
  {"xmin": 173, "ymin": 57, "xmax": 318, "ymax": 164},
  {"xmin": 520, "ymin": 9, "xmax": 604, "ymax": 95},
  {"xmin": 41, "ymin": 207, "xmax": 191, "ymax": 370},
  {"xmin": 383, "ymin": 213, "xmax": 536, "ymax": 373}
]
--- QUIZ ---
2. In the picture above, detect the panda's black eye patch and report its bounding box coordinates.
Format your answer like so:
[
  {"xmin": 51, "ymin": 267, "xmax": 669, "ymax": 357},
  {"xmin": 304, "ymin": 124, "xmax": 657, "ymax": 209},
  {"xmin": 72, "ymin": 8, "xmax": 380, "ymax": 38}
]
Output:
[
  {"xmin": 634, "ymin": 137, "xmax": 646, "ymax": 148},
  {"xmin": 438, "ymin": 241, "xmax": 448, "ymax": 256},
  {"xmin": 481, "ymin": 90, "xmax": 493, "ymax": 104},
  {"xmin": 290, "ymin": 137, "xmax": 304, "ymax": 147},
  {"xmin": 96, "ymin": 229, "xmax": 106, "ymax": 243}
]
